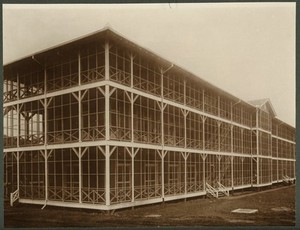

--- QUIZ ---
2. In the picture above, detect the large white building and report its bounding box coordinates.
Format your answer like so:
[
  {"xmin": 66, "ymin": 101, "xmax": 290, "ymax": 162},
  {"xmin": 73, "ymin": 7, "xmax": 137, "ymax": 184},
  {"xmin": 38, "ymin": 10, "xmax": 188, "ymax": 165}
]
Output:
[{"xmin": 3, "ymin": 27, "xmax": 296, "ymax": 210}]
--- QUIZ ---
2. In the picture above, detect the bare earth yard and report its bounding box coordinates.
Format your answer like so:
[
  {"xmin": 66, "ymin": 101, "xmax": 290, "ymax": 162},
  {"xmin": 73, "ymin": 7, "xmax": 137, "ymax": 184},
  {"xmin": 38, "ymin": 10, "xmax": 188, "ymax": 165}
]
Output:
[{"xmin": 4, "ymin": 183, "xmax": 295, "ymax": 228}]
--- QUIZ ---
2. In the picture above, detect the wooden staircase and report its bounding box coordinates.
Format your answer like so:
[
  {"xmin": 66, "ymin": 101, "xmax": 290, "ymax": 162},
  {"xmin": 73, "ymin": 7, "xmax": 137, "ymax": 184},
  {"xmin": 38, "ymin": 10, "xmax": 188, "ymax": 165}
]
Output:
[
  {"xmin": 10, "ymin": 189, "xmax": 19, "ymax": 206},
  {"xmin": 206, "ymin": 182, "xmax": 230, "ymax": 199},
  {"xmin": 283, "ymin": 175, "xmax": 294, "ymax": 184}
]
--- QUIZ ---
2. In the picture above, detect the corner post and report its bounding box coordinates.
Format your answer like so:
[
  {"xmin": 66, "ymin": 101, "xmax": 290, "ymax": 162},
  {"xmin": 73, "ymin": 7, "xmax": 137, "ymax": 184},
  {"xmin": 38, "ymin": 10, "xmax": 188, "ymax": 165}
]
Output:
[
  {"xmin": 104, "ymin": 41, "xmax": 111, "ymax": 206},
  {"xmin": 256, "ymin": 108, "xmax": 260, "ymax": 185}
]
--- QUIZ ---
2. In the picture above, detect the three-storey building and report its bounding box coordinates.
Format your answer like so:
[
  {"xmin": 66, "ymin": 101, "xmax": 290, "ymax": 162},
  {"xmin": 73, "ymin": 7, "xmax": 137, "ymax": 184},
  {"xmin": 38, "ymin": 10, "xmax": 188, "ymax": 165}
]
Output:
[{"xmin": 3, "ymin": 27, "xmax": 295, "ymax": 210}]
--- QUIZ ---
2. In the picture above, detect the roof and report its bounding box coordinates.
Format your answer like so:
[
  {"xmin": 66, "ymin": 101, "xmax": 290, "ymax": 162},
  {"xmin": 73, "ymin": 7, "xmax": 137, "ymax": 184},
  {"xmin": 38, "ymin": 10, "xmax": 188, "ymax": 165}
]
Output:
[
  {"xmin": 4, "ymin": 26, "xmax": 281, "ymax": 117},
  {"xmin": 248, "ymin": 98, "xmax": 277, "ymax": 117}
]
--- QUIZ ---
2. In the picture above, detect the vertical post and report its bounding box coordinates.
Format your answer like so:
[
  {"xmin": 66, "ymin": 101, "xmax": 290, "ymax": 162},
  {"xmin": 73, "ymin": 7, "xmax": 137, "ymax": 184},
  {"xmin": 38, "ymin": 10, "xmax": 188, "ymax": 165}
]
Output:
[
  {"xmin": 202, "ymin": 117, "xmax": 206, "ymax": 150},
  {"xmin": 241, "ymin": 158, "xmax": 244, "ymax": 186},
  {"xmin": 25, "ymin": 113, "xmax": 30, "ymax": 142},
  {"xmin": 104, "ymin": 41, "xmax": 110, "ymax": 206},
  {"xmin": 218, "ymin": 122, "xmax": 221, "ymax": 152},
  {"xmin": 131, "ymin": 94, "xmax": 134, "ymax": 143},
  {"xmin": 15, "ymin": 74, "xmax": 20, "ymax": 151},
  {"xmin": 184, "ymin": 153, "xmax": 187, "ymax": 195},
  {"xmin": 183, "ymin": 79, "xmax": 186, "ymax": 106},
  {"xmin": 230, "ymin": 101, "xmax": 233, "ymax": 122},
  {"xmin": 44, "ymin": 98, "xmax": 47, "ymax": 145},
  {"xmin": 44, "ymin": 69, "xmax": 47, "ymax": 146},
  {"xmin": 130, "ymin": 55, "xmax": 134, "ymax": 88},
  {"xmin": 105, "ymin": 42, "xmax": 110, "ymax": 81},
  {"xmin": 161, "ymin": 150, "xmax": 165, "ymax": 200},
  {"xmin": 256, "ymin": 156, "xmax": 259, "ymax": 186},
  {"xmin": 202, "ymin": 90, "xmax": 205, "ymax": 112},
  {"xmin": 256, "ymin": 108, "xmax": 259, "ymax": 185},
  {"xmin": 218, "ymin": 96, "xmax": 220, "ymax": 117},
  {"xmin": 44, "ymin": 150, "xmax": 48, "ymax": 202},
  {"xmin": 78, "ymin": 51, "xmax": 81, "ymax": 86},
  {"xmin": 131, "ymin": 148, "xmax": 135, "ymax": 203},
  {"xmin": 17, "ymin": 152, "xmax": 20, "ymax": 192},
  {"xmin": 105, "ymin": 96, "xmax": 110, "ymax": 205},
  {"xmin": 218, "ymin": 156, "xmax": 221, "ymax": 184},
  {"xmin": 78, "ymin": 148, "xmax": 82, "ymax": 203},
  {"xmin": 78, "ymin": 51, "xmax": 82, "ymax": 143},
  {"xmin": 17, "ymin": 104, "xmax": 20, "ymax": 148},
  {"xmin": 250, "ymin": 118, "xmax": 253, "ymax": 186},
  {"xmin": 241, "ymin": 129, "xmax": 244, "ymax": 154},
  {"xmin": 78, "ymin": 91, "xmax": 82, "ymax": 142},
  {"xmin": 231, "ymin": 125, "xmax": 233, "ymax": 153},
  {"xmin": 130, "ymin": 54, "xmax": 135, "ymax": 184},
  {"xmin": 276, "ymin": 127, "xmax": 279, "ymax": 182},
  {"xmin": 270, "ymin": 155, "xmax": 272, "ymax": 183},
  {"xmin": 44, "ymin": 68, "xmax": 47, "ymax": 94},
  {"xmin": 160, "ymin": 70, "xmax": 164, "ymax": 147},
  {"xmin": 231, "ymin": 156, "xmax": 234, "ymax": 189},
  {"xmin": 17, "ymin": 73, "xmax": 20, "ymax": 100},
  {"xmin": 160, "ymin": 70, "xmax": 165, "ymax": 200},
  {"xmin": 203, "ymin": 155, "xmax": 206, "ymax": 190},
  {"xmin": 183, "ymin": 109, "xmax": 187, "ymax": 196},
  {"xmin": 183, "ymin": 110, "xmax": 187, "ymax": 149},
  {"xmin": 293, "ymin": 160, "xmax": 295, "ymax": 180},
  {"xmin": 183, "ymin": 79, "xmax": 187, "ymax": 196}
]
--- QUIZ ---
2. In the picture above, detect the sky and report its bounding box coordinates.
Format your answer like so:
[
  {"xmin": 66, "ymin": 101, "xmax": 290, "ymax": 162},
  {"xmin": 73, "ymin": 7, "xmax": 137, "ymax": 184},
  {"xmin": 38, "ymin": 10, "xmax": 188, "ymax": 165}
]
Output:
[{"xmin": 3, "ymin": 3, "xmax": 296, "ymax": 127}]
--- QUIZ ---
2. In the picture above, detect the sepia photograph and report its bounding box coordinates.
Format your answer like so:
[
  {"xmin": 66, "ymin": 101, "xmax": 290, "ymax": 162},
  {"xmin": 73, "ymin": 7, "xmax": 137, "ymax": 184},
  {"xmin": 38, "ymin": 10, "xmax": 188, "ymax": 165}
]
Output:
[{"xmin": 2, "ymin": 2, "xmax": 296, "ymax": 228}]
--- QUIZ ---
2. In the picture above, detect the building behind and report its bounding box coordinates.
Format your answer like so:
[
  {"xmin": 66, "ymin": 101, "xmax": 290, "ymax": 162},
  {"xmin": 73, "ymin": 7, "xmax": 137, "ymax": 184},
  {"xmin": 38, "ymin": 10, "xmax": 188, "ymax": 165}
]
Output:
[{"xmin": 3, "ymin": 28, "xmax": 296, "ymax": 210}]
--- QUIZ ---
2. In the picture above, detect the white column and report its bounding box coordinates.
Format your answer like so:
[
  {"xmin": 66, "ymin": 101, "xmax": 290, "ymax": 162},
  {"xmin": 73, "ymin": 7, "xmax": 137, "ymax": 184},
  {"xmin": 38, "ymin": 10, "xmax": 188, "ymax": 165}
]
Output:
[
  {"xmin": 276, "ymin": 129, "xmax": 279, "ymax": 182},
  {"xmin": 160, "ymin": 70, "xmax": 165, "ymax": 200},
  {"xmin": 105, "ymin": 42, "xmax": 110, "ymax": 81},
  {"xmin": 16, "ymin": 74, "xmax": 20, "ymax": 148},
  {"xmin": 218, "ymin": 96, "xmax": 220, "ymax": 117},
  {"xmin": 231, "ymin": 156, "xmax": 234, "ymax": 189},
  {"xmin": 161, "ymin": 150, "xmax": 165, "ymax": 200},
  {"xmin": 78, "ymin": 52, "xmax": 81, "ymax": 85},
  {"xmin": 131, "ymin": 148, "xmax": 134, "ymax": 203},
  {"xmin": 78, "ymin": 148, "xmax": 82, "ymax": 203},
  {"xmin": 44, "ymin": 150, "xmax": 48, "ymax": 201},
  {"xmin": 202, "ymin": 117, "xmax": 206, "ymax": 150},
  {"xmin": 17, "ymin": 104, "xmax": 20, "ymax": 148},
  {"xmin": 78, "ymin": 51, "xmax": 82, "ymax": 143},
  {"xmin": 184, "ymin": 153, "xmax": 187, "ymax": 195},
  {"xmin": 218, "ymin": 122, "xmax": 221, "ymax": 152},
  {"xmin": 43, "ymin": 65, "xmax": 48, "ymax": 145},
  {"xmin": 256, "ymin": 108, "xmax": 259, "ymax": 185},
  {"xmin": 130, "ymin": 55, "xmax": 134, "ymax": 88},
  {"xmin": 202, "ymin": 154, "xmax": 206, "ymax": 190},
  {"xmin": 218, "ymin": 156, "xmax": 221, "ymax": 184},
  {"xmin": 131, "ymin": 94, "xmax": 134, "ymax": 143},
  {"xmin": 78, "ymin": 91, "xmax": 82, "ymax": 142},
  {"xmin": 104, "ymin": 41, "xmax": 110, "ymax": 206},
  {"xmin": 17, "ymin": 152, "xmax": 20, "ymax": 192},
  {"xmin": 17, "ymin": 73, "xmax": 20, "ymax": 100}
]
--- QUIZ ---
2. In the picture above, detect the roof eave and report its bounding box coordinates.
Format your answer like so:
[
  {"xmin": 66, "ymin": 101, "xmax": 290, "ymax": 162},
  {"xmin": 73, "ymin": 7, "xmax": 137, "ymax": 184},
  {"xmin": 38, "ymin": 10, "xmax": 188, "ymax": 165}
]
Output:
[{"xmin": 4, "ymin": 27, "xmax": 258, "ymax": 112}]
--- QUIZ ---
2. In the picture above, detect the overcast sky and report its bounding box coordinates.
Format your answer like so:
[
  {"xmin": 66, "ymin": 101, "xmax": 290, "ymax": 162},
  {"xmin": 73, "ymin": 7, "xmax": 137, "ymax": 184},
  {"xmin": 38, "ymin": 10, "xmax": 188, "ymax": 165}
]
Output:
[{"xmin": 3, "ymin": 3, "xmax": 296, "ymax": 127}]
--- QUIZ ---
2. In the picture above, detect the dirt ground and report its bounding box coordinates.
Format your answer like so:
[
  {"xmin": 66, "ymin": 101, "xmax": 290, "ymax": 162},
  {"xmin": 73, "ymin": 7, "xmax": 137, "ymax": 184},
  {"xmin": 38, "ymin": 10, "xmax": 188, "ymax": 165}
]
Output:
[{"xmin": 4, "ymin": 183, "xmax": 295, "ymax": 228}]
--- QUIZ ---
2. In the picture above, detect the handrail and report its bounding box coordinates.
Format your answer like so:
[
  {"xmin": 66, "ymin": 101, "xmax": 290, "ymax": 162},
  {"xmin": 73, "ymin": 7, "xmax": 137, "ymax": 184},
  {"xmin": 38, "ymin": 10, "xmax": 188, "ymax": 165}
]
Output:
[
  {"xmin": 206, "ymin": 182, "xmax": 218, "ymax": 198},
  {"xmin": 217, "ymin": 182, "xmax": 229, "ymax": 196},
  {"xmin": 10, "ymin": 189, "xmax": 19, "ymax": 207},
  {"xmin": 283, "ymin": 175, "xmax": 293, "ymax": 183}
]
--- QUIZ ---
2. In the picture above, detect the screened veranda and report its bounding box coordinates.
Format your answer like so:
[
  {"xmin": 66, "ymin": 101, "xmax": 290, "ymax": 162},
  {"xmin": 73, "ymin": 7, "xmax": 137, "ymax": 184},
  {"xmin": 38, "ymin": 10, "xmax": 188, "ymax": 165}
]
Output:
[{"xmin": 3, "ymin": 28, "xmax": 295, "ymax": 210}]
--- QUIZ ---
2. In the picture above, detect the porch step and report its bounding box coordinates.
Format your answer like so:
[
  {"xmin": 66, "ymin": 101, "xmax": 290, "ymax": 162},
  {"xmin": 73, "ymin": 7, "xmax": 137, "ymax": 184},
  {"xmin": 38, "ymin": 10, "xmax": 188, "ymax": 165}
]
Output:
[
  {"xmin": 206, "ymin": 182, "xmax": 230, "ymax": 199},
  {"xmin": 283, "ymin": 175, "xmax": 294, "ymax": 184}
]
